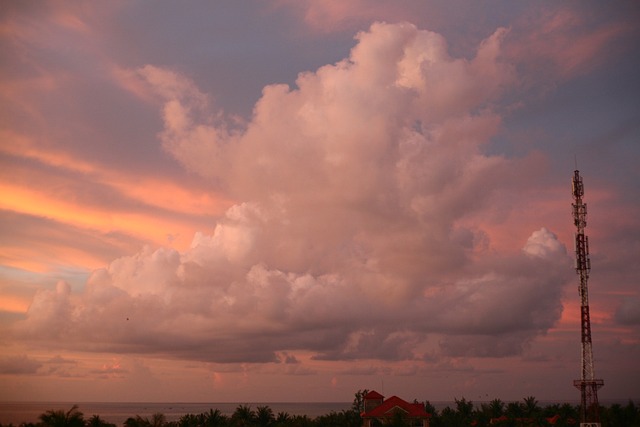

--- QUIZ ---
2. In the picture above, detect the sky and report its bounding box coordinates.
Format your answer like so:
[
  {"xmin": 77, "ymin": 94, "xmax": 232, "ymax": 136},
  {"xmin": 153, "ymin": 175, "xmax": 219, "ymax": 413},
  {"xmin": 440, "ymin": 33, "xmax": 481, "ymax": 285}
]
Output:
[{"xmin": 1, "ymin": 1, "xmax": 639, "ymax": 404}]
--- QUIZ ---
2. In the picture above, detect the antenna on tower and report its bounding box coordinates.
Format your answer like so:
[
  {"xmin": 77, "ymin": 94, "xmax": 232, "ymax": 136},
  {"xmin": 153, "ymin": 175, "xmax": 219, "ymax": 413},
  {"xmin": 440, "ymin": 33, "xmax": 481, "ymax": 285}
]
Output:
[{"xmin": 571, "ymin": 169, "xmax": 604, "ymax": 427}]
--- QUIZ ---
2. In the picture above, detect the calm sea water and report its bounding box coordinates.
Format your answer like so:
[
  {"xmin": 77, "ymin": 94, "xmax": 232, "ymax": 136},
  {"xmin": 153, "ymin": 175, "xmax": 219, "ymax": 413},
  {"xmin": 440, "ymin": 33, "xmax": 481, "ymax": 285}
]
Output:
[{"xmin": 0, "ymin": 402, "xmax": 352, "ymax": 426}]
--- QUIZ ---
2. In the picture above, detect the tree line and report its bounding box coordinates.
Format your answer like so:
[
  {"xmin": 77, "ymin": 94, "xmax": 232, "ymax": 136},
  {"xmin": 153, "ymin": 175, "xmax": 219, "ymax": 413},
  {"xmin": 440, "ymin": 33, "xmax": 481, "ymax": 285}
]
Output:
[{"xmin": 2, "ymin": 394, "xmax": 639, "ymax": 427}]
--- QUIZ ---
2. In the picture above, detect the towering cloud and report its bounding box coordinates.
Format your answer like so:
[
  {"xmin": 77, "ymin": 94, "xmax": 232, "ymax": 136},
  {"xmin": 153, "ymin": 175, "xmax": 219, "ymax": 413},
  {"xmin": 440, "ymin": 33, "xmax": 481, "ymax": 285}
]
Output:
[{"xmin": 14, "ymin": 22, "xmax": 571, "ymax": 365}]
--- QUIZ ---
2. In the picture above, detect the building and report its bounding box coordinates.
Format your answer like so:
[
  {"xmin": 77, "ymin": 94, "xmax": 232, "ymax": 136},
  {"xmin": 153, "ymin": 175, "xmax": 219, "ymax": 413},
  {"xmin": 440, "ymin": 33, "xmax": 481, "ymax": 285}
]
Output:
[{"xmin": 361, "ymin": 390, "xmax": 431, "ymax": 427}]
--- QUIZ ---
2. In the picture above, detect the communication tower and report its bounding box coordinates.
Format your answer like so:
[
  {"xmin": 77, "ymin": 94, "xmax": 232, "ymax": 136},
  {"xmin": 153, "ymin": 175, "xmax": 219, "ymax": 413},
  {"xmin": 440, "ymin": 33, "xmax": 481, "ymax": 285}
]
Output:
[{"xmin": 571, "ymin": 170, "xmax": 604, "ymax": 427}]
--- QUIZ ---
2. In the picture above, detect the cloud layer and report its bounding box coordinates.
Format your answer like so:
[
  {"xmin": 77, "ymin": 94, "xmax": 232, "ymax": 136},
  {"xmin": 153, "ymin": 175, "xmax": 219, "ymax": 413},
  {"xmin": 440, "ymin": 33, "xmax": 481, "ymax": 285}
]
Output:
[{"xmin": 12, "ymin": 23, "xmax": 573, "ymax": 365}]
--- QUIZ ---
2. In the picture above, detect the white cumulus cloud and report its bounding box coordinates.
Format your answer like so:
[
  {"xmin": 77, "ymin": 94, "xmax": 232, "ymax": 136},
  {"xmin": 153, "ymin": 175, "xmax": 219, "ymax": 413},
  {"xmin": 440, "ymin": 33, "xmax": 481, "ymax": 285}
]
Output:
[{"xmin": 14, "ymin": 22, "xmax": 572, "ymax": 364}]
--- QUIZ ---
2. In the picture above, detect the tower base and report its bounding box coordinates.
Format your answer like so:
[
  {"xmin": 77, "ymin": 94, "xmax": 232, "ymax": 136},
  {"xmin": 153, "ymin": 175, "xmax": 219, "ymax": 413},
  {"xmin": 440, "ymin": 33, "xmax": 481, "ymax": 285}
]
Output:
[{"xmin": 574, "ymin": 379, "xmax": 604, "ymax": 427}]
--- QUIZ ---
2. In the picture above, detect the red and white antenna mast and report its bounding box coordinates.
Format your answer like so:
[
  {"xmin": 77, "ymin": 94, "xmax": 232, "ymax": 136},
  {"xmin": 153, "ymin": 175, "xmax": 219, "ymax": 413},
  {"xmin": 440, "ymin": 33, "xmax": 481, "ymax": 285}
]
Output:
[{"xmin": 571, "ymin": 169, "xmax": 604, "ymax": 427}]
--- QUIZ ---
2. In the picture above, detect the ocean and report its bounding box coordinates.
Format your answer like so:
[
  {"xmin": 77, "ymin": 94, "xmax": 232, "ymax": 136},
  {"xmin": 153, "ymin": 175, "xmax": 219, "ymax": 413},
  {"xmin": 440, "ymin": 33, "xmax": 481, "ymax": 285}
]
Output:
[{"xmin": 0, "ymin": 402, "xmax": 352, "ymax": 426}]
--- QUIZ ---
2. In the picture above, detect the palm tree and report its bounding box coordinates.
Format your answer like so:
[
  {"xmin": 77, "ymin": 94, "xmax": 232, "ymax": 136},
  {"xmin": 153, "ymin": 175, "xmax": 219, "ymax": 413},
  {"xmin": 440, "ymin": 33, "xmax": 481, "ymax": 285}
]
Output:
[
  {"xmin": 124, "ymin": 415, "xmax": 151, "ymax": 427},
  {"xmin": 455, "ymin": 397, "xmax": 474, "ymax": 423},
  {"xmin": 289, "ymin": 415, "xmax": 312, "ymax": 427},
  {"xmin": 204, "ymin": 408, "xmax": 227, "ymax": 427},
  {"xmin": 150, "ymin": 413, "xmax": 167, "ymax": 427},
  {"xmin": 87, "ymin": 415, "xmax": 117, "ymax": 427},
  {"xmin": 521, "ymin": 396, "xmax": 542, "ymax": 424},
  {"xmin": 505, "ymin": 401, "xmax": 524, "ymax": 419},
  {"xmin": 352, "ymin": 389, "xmax": 370, "ymax": 413},
  {"xmin": 39, "ymin": 405, "xmax": 85, "ymax": 427},
  {"xmin": 601, "ymin": 401, "xmax": 640, "ymax": 427},
  {"xmin": 274, "ymin": 412, "xmax": 291, "ymax": 427},
  {"xmin": 622, "ymin": 400, "xmax": 640, "ymax": 426},
  {"xmin": 177, "ymin": 413, "xmax": 200, "ymax": 427},
  {"xmin": 488, "ymin": 398, "xmax": 505, "ymax": 419},
  {"xmin": 256, "ymin": 406, "xmax": 274, "ymax": 427},
  {"xmin": 124, "ymin": 413, "xmax": 166, "ymax": 427},
  {"xmin": 315, "ymin": 410, "xmax": 361, "ymax": 427},
  {"xmin": 522, "ymin": 396, "xmax": 539, "ymax": 416},
  {"xmin": 231, "ymin": 405, "xmax": 255, "ymax": 427},
  {"xmin": 435, "ymin": 406, "xmax": 456, "ymax": 427},
  {"xmin": 422, "ymin": 400, "xmax": 437, "ymax": 418}
]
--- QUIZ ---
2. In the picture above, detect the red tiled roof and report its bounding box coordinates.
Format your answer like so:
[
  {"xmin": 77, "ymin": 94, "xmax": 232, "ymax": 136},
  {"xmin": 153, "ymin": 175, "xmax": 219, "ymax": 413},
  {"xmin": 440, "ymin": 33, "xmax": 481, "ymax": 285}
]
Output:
[
  {"xmin": 361, "ymin": 395, "xmax": 431, "ymax": 418},
  {"xmin": 547, "ymin": 414, "xmax": 560, "ymax": 425},
  {"xmin": 364, "ymin": 390, "xmax": 385, "ymax": 400}
]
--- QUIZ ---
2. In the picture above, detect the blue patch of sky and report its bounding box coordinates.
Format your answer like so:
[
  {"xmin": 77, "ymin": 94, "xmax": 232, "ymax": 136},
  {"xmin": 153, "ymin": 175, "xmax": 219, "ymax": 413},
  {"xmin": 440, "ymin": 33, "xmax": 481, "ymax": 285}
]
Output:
[
  {"xmin": 108, "ymin": 3, "xmax": 355, "ymax": 119},
  {"xmin": 490, "ymin": 50, "xmax": 640, "ymax": 186},
  {"xmin": 0, "ymin": 265, "xmax": 89, "ymax": 293}
]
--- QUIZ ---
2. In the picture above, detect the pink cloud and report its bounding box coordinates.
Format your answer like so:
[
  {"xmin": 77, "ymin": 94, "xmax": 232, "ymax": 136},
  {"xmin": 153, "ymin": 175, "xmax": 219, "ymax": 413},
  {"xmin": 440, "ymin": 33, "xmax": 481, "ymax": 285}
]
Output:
[
  {"xmin": 10, "ymin": 22, "xmax": 574, "ymax": 366},
  {"xmin": 0, "ymin": 127, "xmax": 230, "ymax": 276},
  {"xmin": 145, "ymin": 22, "xmax": 514, "ymax": 202},
  {"xmin": 505, "ymin": 6, "xmax": 633, "ymax": 81},
  {"xmin": 0, "ymin": 354, "xmax": 42, "ymax": 375},
  {"xmin": 273, "ymin": 0, "xmax": 410, "ymax": 33}
]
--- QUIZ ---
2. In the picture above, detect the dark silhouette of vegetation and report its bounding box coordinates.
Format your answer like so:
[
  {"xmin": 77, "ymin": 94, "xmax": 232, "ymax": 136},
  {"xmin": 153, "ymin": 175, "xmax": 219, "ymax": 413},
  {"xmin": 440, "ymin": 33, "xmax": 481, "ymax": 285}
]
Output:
[
  {"xmin": 86, "ymin": 415, "xmax": 116, "ymax": 427},
  {"xmin": 230, "ymin": 406, "xmax": 255, "ymax": 427},
  {"xmin": 429, "ymin": 397, "xmax": 640, "ymax": 426},
  {"xmin": 255, "ymin": 406, "xmax": 274, "ymax": 427},
  {"xmin": 351, "ymin": 389, "xmax": 369, "ymax": 414},
  {"xmin": 123, "ymin": 413, "xmax": 167, "ymax": 427},
  {"xmin": 38, "ymin": 405, "xmax": 85, "ymax": 427},
  {"xmin": 1, "ymin": 396, "xmax": 639, "ymax": 427},
  {"xmin": 273, "ymin": 412, "xmax": 291, "ymax": 427}
]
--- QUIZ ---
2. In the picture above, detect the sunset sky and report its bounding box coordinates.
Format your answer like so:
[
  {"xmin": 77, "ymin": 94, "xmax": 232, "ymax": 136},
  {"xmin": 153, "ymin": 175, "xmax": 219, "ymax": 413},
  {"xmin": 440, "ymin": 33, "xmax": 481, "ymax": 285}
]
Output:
[{"xmin": 1, "ymin": 1, "xmax": 639, "ymax": 404}]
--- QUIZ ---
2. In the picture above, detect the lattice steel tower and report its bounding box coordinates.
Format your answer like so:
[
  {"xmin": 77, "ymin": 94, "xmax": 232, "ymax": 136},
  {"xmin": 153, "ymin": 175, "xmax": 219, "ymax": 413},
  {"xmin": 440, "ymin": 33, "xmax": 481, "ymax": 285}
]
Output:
[{"xmin": 571, "ymin": 170, "xmax": 604, "ymax": 427}]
